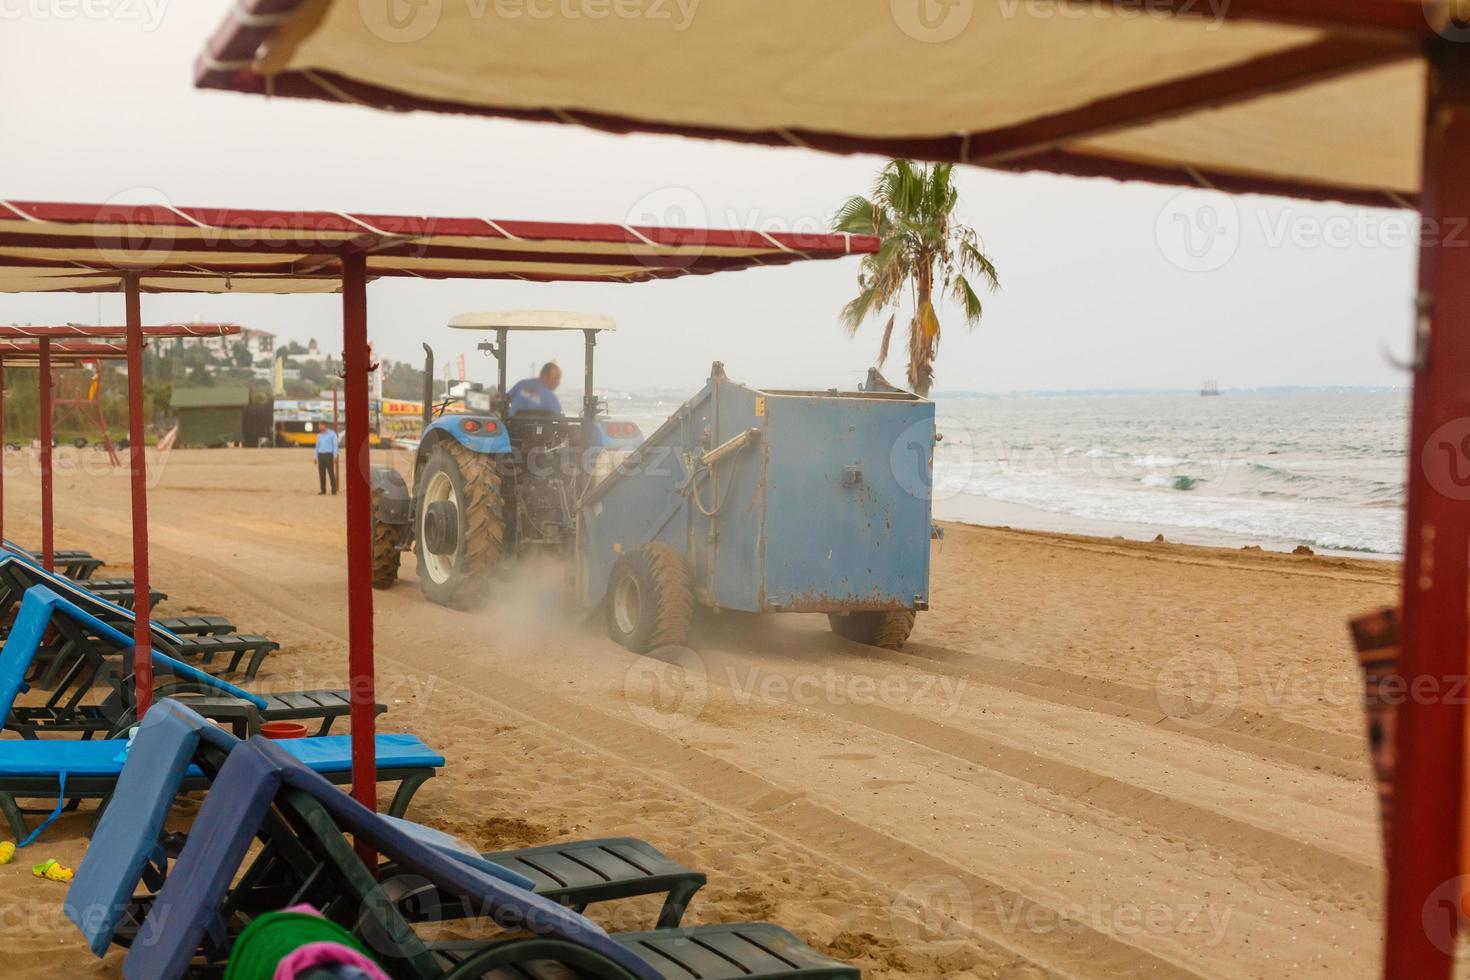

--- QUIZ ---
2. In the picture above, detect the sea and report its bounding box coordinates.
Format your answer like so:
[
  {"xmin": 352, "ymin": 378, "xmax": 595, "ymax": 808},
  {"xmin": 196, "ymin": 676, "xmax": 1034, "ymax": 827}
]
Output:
[{"xmin": 603, "ymin": 388, "xmax": 1408, "ymax": 559}]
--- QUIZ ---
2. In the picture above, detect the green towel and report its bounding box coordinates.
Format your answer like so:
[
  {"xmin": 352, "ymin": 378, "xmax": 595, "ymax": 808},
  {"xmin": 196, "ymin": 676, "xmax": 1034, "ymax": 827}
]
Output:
[{"xmin": 223, "ymin": 909, "xmax": 378, "ymax": 980}]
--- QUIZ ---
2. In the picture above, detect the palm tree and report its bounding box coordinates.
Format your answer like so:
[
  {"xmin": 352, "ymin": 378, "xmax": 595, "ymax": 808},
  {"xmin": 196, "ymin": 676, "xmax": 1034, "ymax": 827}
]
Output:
[{"xmin": 833, "ymin": 160, "xmax": 999, "ymax": 397}]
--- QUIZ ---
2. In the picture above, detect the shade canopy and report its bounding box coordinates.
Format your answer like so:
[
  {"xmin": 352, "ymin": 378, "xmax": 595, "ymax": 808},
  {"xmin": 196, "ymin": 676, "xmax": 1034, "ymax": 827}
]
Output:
[
  {"xmin": 0, "ymin": 324, "xmax": 240, "ymax": 339},
  {"xmin": 0, "ymin": 200, "xmax": 875, "ymax": 295},
  {"xmin": 449, "ymin": 311, "xmax": 616, "ymax": 333},
  {"xmin": 196, "ymin": 0, "xmax": 1440, "ymax": 207},
  {"xmin": 0, "ymin": 340, "xmax": 129, "ymax": 365}
]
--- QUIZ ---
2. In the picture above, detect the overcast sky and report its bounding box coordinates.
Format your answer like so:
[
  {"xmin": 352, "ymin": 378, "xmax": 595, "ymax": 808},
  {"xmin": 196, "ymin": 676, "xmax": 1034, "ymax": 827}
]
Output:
[{"xmin": 2, "ymin": 3, "xmax": 1421, "ymax": 394}]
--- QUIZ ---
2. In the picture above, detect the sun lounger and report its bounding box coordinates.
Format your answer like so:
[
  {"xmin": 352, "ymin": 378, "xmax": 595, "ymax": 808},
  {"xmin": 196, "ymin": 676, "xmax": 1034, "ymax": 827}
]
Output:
[
  {"xmin": 117, "ymin": 729, "xmax": 853, "ymax": 980},
  {"xmin": 0, "ymin": 702, "xmax": 441, "ymax": 840},
  {"xmin": 67, "ymin": 701, "xmax": 706, "ymax": 965},
  {"xmin": 0, "ymin": 552, "xmax": 166, "ymax": 621},
  {"xmin": 3, "ymin": 586, "xmax": 381, "ymax": 738},
  {"xmin": 3, "ymin": 538, "xmax": 104, "ymax": 579},
  {"xmin": 0, "ymin": 557, "xmax": 278, "ymax": 682}
]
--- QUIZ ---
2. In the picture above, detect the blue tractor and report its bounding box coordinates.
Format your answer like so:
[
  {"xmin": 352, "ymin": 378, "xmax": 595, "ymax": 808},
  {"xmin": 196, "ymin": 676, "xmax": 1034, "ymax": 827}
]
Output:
[
  {"xmin": 369, "ymin": 311, "xmax": 643, "ymax": 609},
  {"xmin": 374, "ymin": 312, "xmax": 937, "ymax": 652}
]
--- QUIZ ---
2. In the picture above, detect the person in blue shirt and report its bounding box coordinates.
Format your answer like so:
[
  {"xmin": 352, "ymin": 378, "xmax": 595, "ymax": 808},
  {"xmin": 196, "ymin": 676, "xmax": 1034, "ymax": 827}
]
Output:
[
  {"xmin": 314, "ymin": 424, "xmax": 339, "ymax": 495},
  {"xmin": 507, "ymin": 363, "xmax": 563, "ymax": 417}
]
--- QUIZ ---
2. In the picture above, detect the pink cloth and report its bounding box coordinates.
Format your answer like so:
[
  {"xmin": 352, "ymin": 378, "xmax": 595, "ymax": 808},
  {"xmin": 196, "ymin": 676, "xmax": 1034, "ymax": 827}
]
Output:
[
  {"xmin": 274, "ymin": 941, "xmax": 392, "ymax": 980},
  {"xmin": 272, "ymin": 905, "xmax": 390, "ymax": 980}
]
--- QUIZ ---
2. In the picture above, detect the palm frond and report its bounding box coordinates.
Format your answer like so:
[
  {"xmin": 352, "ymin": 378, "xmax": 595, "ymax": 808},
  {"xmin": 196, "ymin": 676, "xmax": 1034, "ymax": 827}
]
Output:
[
  {"xmin": 876, "ymin": 312, "xmax": 896, "ymax": 367},
  {"xmin": 832, "ymin": 195, "xmax": 878, "ymax": 235},
  {"xmin": 953, "ymin": 274, "xmax": 985, "ymax": 324}
]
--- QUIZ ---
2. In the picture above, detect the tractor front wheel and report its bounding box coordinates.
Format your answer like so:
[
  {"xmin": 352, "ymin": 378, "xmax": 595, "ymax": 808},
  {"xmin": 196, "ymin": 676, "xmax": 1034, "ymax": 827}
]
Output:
[
  {"xmin": 413, "ymin": 441, "xmax": 503, "ymax": 609},
  {"xmin": 827, "ymin": 610, "xmax": 916, "ymax": 650},
  {"xmin": 606, "ymin": 543, "xmax": 693, "ymax": 653}
]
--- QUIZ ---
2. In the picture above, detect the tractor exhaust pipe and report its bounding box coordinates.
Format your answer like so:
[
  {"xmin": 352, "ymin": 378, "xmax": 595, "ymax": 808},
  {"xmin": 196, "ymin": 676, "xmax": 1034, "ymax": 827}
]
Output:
[{"xmin": 421, "ymin": 343, "xmax": 434, "ymax": 427}]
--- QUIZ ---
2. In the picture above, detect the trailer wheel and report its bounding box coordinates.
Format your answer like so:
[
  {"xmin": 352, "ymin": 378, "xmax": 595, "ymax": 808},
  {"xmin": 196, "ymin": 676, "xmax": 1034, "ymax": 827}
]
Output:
[
  {"xmin": 371, "ymin": 488, "xmax": 401, "ymax": 590},
  {"xmin": 413, "ymin": 440, "xmax": 503, "ymax": 609},
  {"xmin": 606, "ymin": 543, "xmax": 693, "ymax": 653},
  {"xmin": 828, "ymin": 610, "xmax": 916, "ymax": 650}
]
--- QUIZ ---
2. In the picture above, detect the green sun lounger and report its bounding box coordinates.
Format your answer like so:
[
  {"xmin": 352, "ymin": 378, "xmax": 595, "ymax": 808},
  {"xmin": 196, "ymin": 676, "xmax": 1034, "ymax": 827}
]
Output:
[
  {"xmin": 0, "ymin": 557, "xmax": 279, "ymax": 683},
  {"xmin": 67, "ymin": 701, "xmax": 706, "ymax": 966},
  {"xmin": 3, "ymin": 538, "xmax": 104, "ymax": 579},
  {"xmin": 118, "ymin": 732, "xmax": 852, "ymax": 979},
  {"xmin": 4, "ymin": 585, "xmax": 381, "ymax": 739}
]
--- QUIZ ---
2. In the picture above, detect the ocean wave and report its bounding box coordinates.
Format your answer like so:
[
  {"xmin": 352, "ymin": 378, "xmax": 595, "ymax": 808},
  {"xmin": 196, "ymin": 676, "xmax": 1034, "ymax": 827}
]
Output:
[{"xmin": 941, "ymin": 465, "xmax": 1402, "ymax": 555}]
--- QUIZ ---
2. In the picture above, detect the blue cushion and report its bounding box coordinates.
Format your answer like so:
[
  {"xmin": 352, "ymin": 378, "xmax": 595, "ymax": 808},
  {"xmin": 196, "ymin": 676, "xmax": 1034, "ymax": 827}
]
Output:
[
  {"xmin": 66, "ymin": 704, "xmax": 206, "ymax": 956},
  {"xmin": 126, "ymin": 738, "xmax": 659, "ymax": 980},
  {"xmin": 64, "ymin": 701, "xmax": 445, "ymax": 961},
  {"xmin": 0, "ymin": 586, "xmax": 53, "ymax": 716}
]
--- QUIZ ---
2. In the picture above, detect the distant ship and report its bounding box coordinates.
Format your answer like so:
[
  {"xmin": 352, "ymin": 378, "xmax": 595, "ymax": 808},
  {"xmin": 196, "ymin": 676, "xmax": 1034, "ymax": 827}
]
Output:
[{"xmin": 1200, "ymin": 380, "xmax": 1222, "ymax": 397}]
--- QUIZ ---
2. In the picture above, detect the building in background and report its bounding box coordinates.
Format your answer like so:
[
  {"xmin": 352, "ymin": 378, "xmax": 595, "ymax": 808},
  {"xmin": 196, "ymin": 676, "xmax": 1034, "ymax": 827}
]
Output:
[{"xmin": 172, "ymin": 386, "xmax": 273, "ymax": 447}]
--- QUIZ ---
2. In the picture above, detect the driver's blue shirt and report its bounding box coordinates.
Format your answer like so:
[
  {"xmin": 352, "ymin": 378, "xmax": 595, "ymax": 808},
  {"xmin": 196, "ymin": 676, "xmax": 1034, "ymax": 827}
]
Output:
[{"xmin": 507, "ymin": 378, "xmax": 562, "ymax": 416}]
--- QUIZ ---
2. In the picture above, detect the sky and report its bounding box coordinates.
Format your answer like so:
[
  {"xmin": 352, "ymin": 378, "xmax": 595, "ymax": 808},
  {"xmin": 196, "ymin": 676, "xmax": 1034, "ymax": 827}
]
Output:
[{"xmin": 0, "ymin": 2, "xmax": 1422, "ymax": 395}]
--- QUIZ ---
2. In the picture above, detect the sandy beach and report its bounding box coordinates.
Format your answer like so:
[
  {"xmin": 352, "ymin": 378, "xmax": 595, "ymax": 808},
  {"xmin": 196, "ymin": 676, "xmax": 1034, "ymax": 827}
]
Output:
[{"xmin": 0, "ymin": 447, "xmax": 1396, "ymax": 979}]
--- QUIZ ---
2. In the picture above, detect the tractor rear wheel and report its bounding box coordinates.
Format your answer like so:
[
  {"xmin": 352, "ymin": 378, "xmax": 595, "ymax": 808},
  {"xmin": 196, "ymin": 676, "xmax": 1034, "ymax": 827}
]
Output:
[
  {"xmin": 371, "ymin": 488, "xmax": 401, "ymax": 590},
  {"xmin": 606, "ymin": 543, "xmax": 693, "ymax": 653},
  {"xmin": 413, "ymin": 441, "xmax": 503, "ymax": 609},
  {"xmin": 827, "ymin": 610, "xmax": 916, "ymax": 650}
]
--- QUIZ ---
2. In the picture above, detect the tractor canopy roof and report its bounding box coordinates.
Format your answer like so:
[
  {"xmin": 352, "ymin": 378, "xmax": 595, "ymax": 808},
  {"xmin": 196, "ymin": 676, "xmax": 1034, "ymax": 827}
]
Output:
[{"xmin": 448, "ymin": 311, "xmax": 615, "ymax": 333}]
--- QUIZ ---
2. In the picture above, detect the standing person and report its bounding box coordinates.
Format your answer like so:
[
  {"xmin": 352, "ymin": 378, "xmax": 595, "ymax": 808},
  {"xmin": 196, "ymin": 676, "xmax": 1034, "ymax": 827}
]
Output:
[{"xmin": 314, "ymin": 423, "xmax": 339, "ymax": 495}]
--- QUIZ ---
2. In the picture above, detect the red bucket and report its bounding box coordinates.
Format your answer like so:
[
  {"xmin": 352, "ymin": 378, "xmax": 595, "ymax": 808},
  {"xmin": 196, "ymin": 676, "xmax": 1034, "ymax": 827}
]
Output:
[{"xmin": 259, "ymin": 721, "xmax": 308, "ymax": 740}]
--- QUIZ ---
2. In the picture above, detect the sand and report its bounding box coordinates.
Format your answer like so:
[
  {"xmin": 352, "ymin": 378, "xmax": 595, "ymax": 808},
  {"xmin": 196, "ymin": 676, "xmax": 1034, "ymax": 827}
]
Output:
[{"xmin": 0, "ymin": 447, "xmax": 1398, "ymax": 979}]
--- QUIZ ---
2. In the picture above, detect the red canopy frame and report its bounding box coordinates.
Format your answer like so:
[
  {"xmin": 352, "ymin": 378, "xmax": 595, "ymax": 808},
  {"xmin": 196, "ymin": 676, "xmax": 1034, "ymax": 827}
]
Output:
[
  {"xmin": 0, "ymin": 207, "xmax": 875, "ymax": 865},
  {"xmin": 0, "ymin": 324, "xmax": 239, "ymax": 714},
  {"xmin": 0, "ymin": 341, "xmax": 127, "ymax": 570},
  {"xmin": 191, "ymin": 2, "xmax": 1470, "ymax": 974}
]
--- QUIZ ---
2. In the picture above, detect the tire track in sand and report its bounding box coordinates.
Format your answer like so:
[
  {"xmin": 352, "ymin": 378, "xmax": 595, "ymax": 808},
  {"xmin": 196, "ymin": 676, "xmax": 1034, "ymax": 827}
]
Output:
[{"xmin": 143, "ymin": 538, "xmax": 1206, "ymax": 980}]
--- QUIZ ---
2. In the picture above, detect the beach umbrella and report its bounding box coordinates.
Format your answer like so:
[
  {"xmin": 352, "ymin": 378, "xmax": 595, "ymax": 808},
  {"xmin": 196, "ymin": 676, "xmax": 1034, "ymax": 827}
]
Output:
[
  {"xmin": 192, "ymin": 3, "xmax": 1470, "ymax": 974},
  {"xmin": 0, "ymin": 201, "xmax": 875, "ymax": 863}
]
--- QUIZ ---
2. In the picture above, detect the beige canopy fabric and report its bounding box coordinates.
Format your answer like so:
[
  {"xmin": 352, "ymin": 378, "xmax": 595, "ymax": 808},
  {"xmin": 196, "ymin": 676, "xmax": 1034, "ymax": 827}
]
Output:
[
  {"xmin": 0, "ymin": 200, "xmax": 875, "ymax": 294},
  {"xmin": 197, "ymin": 0, "xmax": 1439, "ymax": 206}
]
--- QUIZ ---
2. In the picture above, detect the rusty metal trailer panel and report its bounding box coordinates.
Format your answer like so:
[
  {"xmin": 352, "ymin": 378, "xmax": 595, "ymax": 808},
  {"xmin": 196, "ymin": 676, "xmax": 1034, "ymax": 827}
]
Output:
[{"xmin": 576, "ymin": 364, "xmax": 934, "ymax": 616}]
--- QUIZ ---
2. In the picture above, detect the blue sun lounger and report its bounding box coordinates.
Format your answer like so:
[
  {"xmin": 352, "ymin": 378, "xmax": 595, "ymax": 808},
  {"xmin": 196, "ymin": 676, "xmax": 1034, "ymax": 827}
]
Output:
[
  {"xmin": 115, "ymin": 726, "xmax": 856, "ymax": 980},
  {"xmin": 0, "ymin": 691, "xmax": 440, "ymax": 840},
  {"xmin": 65, "ymin": 700, "xmax": 456, "ymax": 959},
  {"xmin": 4, "ymin": 586, "xmax": 380, "ymax": 739},
  {"xmin": 66, "ymin": 701, "xmax": 705, "ymax": 963}
]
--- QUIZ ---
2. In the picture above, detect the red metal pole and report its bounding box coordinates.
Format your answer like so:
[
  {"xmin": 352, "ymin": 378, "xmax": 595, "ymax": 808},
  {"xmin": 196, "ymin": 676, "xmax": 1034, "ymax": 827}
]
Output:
[
  {"xmin": 342, "ymin": 254, "xmax": 379, "ymax": 845},
  {"xmin": 1385, "ymin": 38, "xmax": 1470, "ymax": 980},
  {"xmin": 125, "ymin": 275, "xmax": 153, "ymax": 718},
  {"xmin": 38, "ymin": 339, "xmax": 53, "ymax": 571}
]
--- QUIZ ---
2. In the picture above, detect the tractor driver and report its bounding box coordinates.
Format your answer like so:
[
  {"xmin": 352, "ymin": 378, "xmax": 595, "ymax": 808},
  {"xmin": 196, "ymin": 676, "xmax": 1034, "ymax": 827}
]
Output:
[{"xmin": 507, "ymin": 362, "xmax": 563, "ymax": 416}]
